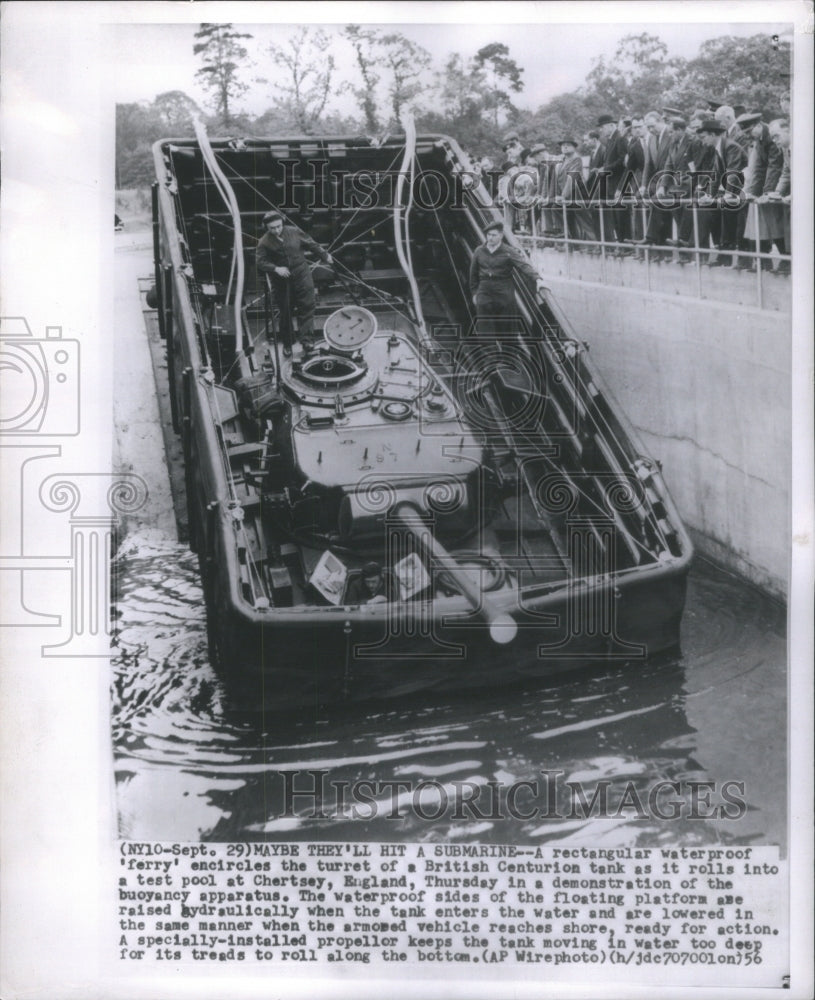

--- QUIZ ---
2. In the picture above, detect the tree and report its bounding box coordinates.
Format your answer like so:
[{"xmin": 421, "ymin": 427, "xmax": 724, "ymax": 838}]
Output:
[
  {"xmin": 415, "ymin": 54, "xmax": 493, "ymax": 154},
  {"xmin": 585, "ymin": 33, "xmax": 683, "ymax": 116},
  {"xmin": 377, "ymin": 33, "xmax": 432, "ymax": 126},
  {"xmin": 152, "ymin": 90, "xmax": 201, "ymax": 133},
  {"xmin": 435, "ymin": 53, "xmax": 485, "ymax": 120},
  {"xmin": 115, "ymin": 102, "xmax": 159, "ymax": 187},
  {"xmin": 669, "ymin": 34, "xmax": 791, "ymax": 117},
  {"xmin": 344, "ymin": 25, "xmax": 381, "ymax": 133},
  {"xmin": 518, "ymin": 91, "xmax": 605, "ymax": 154},
  {"xmin": 193, "ymin": 23, "xmax": 252, "ymax": 127},
  {"xmin": 473, "ymin": 42, "xmax": 524, "ymax": 128},
  {"xmin": 264, "ymin": 27, "xmax": 338, "ymax": 133}
]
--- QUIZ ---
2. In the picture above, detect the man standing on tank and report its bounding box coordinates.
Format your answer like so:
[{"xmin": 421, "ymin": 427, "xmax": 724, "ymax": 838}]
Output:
[
  {"xmin": 469, "ymin": 219, "xmax": 545, "ymax": 337},
  {"xmin": 256, "ymin": 210, "xmax": 333, "ymax": 353}
]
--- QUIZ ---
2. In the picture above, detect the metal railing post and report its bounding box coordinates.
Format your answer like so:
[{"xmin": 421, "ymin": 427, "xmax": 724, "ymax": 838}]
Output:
[
  {"xmin": 753, "ymin": 206, "xmax": 763, "ymax": 309},
  {"xmin": 562, "ymin": 200, "xmax": 571, "ymax": 275},
  {"xmin": 692, "ymin": 201, "xmax": 702, "ymax": 299}
]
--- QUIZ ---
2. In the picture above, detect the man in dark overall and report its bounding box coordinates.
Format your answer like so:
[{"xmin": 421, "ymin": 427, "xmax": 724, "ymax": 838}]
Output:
[
  {"xmin": 469, "ymin": 219, "xmax": 545, "ymax": 338},
  {"xmin": 256, "ymin": 210, "xmax": 332, "ymax": 353}
]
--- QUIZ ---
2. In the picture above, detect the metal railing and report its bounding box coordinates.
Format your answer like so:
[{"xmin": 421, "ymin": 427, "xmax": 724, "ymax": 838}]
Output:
[{"xmin": 507, "ymin": 195, "xmax": 791, "ymax": 310}]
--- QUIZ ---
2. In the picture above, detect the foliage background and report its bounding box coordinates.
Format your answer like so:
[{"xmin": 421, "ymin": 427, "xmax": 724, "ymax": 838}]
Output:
[{"xmin": 116, "ymin": 24, "xmax": 791, "ymax": 188}]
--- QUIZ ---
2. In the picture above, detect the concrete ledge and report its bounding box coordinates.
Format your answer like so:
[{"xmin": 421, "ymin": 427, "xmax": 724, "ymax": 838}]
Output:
[
  {"xmin": 528, "ymin": 245, "xmax": 791, "ymax": 315},
  {"xmin": 534, "ymin": 262, "xmax": 791, "ymax": 599}
]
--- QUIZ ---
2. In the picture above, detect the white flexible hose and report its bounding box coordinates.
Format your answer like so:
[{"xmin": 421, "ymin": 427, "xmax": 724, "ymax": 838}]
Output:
[
  {"xmin": 393, "ymin": 114, "xmax": 429, "ymax": 346},
  {"xmin": 194, "ymin": 118, "xmax": 245, "ymax": 352}
]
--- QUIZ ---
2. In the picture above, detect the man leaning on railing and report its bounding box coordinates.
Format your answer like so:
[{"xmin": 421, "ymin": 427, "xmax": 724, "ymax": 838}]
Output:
[
  {"xmin": 767, "ymin": 118, "xmax": 791, "ymax": 274},
  {"xmin": 740, "ymin": 112, "xmax": 785, "ymax": 271},
  {"xmin": 507, "ymin": 112, "xmax": 790, "ymax": 279}
]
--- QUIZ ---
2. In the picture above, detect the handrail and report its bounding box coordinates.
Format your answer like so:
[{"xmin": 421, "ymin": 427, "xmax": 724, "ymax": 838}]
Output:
[{"xmin": 510, "ymin": 189, "xmax": 790, "ymax": 312}]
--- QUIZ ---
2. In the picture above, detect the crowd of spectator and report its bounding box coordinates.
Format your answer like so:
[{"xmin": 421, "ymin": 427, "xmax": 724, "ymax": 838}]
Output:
[{"xmin": 466, "ymin": 96, "xmax": 792, "ymax": 274}]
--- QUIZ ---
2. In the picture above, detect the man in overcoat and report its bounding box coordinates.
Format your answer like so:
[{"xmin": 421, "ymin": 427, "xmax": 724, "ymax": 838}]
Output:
[
  {"xmin": 598, "ymin": 114, "xmax": 630, "ymax": 248},
  {"xmin": 694, "ymin": 119, "xmax": 748, "ymax": 266},
  {"xmin": 639, "ymin": 110, "xmax": 675, "ymax": 251},
  {"xmin": 469, "ymin": 220, "xmax": 546, "ymax": 336}
]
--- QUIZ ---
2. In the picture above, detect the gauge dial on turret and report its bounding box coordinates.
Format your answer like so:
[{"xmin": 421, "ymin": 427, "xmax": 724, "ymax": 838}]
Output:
[{"xmin": 323, "ymin": 306, "xmax": 377, "ymax": 353}]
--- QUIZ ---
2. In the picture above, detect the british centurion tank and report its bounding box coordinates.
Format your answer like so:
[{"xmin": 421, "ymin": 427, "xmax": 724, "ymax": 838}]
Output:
[{"xmin": 150, "ymin": 120, "xmax": 692, "ymax": 709}]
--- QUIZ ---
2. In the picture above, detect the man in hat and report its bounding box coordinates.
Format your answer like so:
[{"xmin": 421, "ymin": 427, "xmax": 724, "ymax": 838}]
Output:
[
  {"xmin": 768, "ymin": 118, "xmax": 791, "ymax": 273},
  {"xmin": 667, "ymin": 117, "xmax": 693, "ymax": 184},
  {"xmin": 626, "ymin": 118, "xmax": 647, "ymax": 184},
  {"xmin": 663, "ymin": 117, "xmax": 694, "ymax": 247},
  {"xmin": 509, "ymin": 147, "xmax": 538, "ymax": 234},
  {"xmin": 663, "ymin": 117, "xmax": 704, "ymax": 260},
  {"xmin": 693, "ymin": 118, "xmax": 747, "ymax": 266},
  {"xmin": 725, "ymin": 104, "xmax": 752, "ymax": 264},
  {"xmin": 528, "ymin": 143, "xmax": 558, "ymax": 235},
  {"xmin": 670, "ymin": 118, "xmax": 715, "ymax": 261},
  {"xmin": 501, "ymin": 131, "xmax": 524, "ymax": 166},
  {"xmin": 702, "ymin": 97, "xmax": 725, "ymax": 113},
  {"xmin": 256, "ymin": 210, "xmax": 333, "ymax": 353},
  {"xmin": 584, "ymin": 130, "xmax": 605, "ymax": 246},
  {"xmin": 740, "ymin": 112, "xmax": 784, "ymax": 270},
  {"xmin": 556, "ymin": 139, "xmax": 593, "ymax": 245},
  {"xmin": 624, "ymin": 118, "xmax": 648, "ymax": 242},
  {"xmin": 597, "ymin": 113, "xmax": 630, "ymax": 250},
  {"xmin": 469, "ymin": 220, "xmax": 546, "ymax": 336},
  {"xmin": 714, "ymin": 112, "xmax": 749, "ymax": 262}
]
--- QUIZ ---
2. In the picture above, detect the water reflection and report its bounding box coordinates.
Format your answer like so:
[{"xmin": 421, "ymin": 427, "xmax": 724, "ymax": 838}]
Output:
[{"xmin": 112, "ymin": 529, "xmax": 785, "ymax": 848}]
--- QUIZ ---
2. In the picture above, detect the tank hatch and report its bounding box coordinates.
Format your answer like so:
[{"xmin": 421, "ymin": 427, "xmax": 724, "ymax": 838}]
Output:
[{"xmin": 283, "ymin": 329, "xmax": 481, "ymax": 490}]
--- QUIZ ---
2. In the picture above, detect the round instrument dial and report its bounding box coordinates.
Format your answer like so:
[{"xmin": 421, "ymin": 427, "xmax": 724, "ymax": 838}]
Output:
[{"xmin": 323, "ymin": 305, "xmax": 377, "ymax": 353}]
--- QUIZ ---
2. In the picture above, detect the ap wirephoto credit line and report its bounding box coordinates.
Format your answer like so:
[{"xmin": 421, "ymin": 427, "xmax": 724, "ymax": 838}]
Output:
[{"xmin": 1, "ymin": 2, "xmax": 812, "ymax": 999}]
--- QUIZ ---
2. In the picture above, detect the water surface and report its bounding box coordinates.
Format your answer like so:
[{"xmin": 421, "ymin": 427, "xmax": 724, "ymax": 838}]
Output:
[{"xmin": 112, "ymin": 529, "xmax": 786, "ymax": 848}]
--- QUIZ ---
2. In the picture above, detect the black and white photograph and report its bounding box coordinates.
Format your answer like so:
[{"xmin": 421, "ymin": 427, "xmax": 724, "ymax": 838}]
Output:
[{"xmin": 1, "ymin": 2, "xmax": 813, "ymax": 998}]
